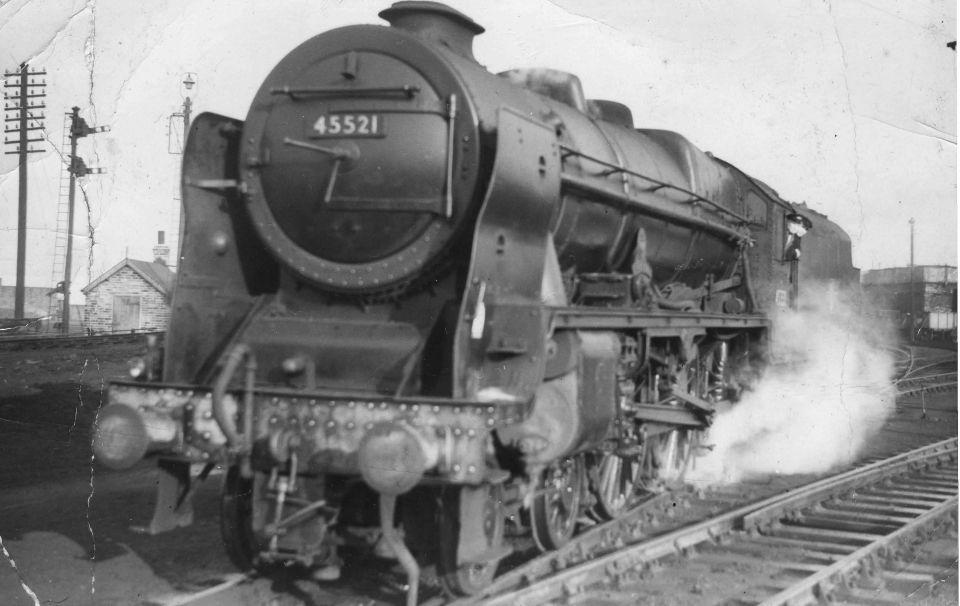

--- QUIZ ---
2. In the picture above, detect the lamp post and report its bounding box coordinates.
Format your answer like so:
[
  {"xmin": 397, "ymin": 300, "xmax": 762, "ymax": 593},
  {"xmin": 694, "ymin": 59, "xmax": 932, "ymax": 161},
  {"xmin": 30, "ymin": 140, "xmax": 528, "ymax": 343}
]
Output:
[
  {"xmin": 180, "ymin": 72, "xmax": 195, "ymax": 149},
  {"xmin": 169, "ymin": 72, "xmax": 196, "ymax": 268}
]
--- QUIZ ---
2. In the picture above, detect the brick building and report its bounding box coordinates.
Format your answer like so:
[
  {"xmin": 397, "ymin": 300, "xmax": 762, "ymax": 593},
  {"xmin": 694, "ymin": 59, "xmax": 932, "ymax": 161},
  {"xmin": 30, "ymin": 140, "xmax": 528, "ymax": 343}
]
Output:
[{"xmin": 82, "ymin": 259, "xmax": 175, "ymax": 332}]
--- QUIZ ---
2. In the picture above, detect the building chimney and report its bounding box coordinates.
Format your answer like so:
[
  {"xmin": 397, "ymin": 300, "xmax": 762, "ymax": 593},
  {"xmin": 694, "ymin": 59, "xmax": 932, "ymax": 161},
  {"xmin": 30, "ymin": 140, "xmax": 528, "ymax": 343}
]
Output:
[{"xmin": 153, "ymin": 230, "xmax": 170, "ymax": 266}]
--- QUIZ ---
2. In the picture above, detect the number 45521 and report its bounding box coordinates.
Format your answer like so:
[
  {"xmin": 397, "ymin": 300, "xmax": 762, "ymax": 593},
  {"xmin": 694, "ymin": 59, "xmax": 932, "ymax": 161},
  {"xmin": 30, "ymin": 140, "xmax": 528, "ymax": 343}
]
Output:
[{"xmin": 312, "ymin": 113, "xmax": 382, "ymax": 137}]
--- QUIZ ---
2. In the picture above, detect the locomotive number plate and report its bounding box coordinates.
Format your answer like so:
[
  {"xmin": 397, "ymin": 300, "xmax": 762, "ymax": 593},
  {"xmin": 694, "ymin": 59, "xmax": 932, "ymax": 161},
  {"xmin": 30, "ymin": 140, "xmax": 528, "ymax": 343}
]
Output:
[{"xmin": 311, "ymin": 113, "xmax": 383, "ymax": 138}]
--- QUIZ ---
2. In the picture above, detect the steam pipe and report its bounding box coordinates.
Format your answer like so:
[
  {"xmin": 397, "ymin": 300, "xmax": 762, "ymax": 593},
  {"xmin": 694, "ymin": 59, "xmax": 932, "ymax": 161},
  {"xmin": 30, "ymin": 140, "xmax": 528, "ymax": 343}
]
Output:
[
  {"xmin": 655, "ymin": 297, "xmax": 698, "ymax": 311},
  {"xmin": 738, "ymin": 246, "xmax": 759, "ymax": 312},
  {"xmin": 380, "ymin": 494, "xmax": 419, "ymax": 606},
  {"xmin": 560, "ymin": 144, "xmax": 753, "ymax": 225},
  {"xmin": 212, "ymin": 343, "xmax": 256, "ymax": 451},
  {"xmin": 561, "ymin": 174, "xmax": 750, "ymax": 245},
  {"xmin": 652, "ymin": 284, "xmax": 698, "ymax": 311},
  {"xmin": 241, "ymin": 350, "xmax": 257, "ymax": 476}
]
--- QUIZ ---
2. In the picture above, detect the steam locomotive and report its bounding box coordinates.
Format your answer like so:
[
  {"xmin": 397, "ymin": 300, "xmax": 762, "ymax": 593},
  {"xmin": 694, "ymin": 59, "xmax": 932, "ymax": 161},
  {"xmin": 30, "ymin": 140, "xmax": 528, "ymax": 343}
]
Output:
[{"xmin": 92, "ymin": 2, "xmax": 858, "ymax": 602}]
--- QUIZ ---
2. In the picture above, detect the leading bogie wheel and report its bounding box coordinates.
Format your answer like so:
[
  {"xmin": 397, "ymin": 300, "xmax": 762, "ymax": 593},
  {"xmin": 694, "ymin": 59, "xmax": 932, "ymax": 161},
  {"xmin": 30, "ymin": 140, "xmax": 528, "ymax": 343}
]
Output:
[
  {"xmin": 531, "ymin": 455, "xmax": 584, "ymax": 552},
  {"xmin": 437, "ymin": 483, "xmax": 506, "ymax": 596},
  {"xmin": 220, "ymin": 464, "xmax": 267, "ymax": 571}
]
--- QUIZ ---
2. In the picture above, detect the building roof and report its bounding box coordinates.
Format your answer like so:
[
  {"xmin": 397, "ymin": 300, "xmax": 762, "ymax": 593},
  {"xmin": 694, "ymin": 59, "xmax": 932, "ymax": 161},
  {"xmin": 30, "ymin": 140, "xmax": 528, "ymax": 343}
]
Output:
[{"xmin": 82, "ymin": 258, "xmax": 175, "ymax": 296}]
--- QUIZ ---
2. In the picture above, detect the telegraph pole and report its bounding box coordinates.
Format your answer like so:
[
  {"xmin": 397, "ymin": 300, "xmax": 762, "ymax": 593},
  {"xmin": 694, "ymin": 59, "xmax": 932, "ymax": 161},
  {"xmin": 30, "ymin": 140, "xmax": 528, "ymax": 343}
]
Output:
[
  {"xmin": 909, "ymin": 218, "xmax": 916, "ymax": 341},
  {"xmin": 3, "ymin": 63, "xmax": 46, "ymax": 318},
  {"xmin": 909, "ymin": 218, "xmax": 915, "ymax": 268},
  {"xmin": 62, "ymin": 106, "xmax": 108, "ymax": 333}
]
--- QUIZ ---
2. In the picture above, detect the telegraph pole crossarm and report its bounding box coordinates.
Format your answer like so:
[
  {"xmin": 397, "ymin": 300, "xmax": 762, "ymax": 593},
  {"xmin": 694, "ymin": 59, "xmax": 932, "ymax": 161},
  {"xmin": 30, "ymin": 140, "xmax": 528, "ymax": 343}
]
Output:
[{"xmin": 3, "ymin": 62, "xmax": 46, "ymax": 318}]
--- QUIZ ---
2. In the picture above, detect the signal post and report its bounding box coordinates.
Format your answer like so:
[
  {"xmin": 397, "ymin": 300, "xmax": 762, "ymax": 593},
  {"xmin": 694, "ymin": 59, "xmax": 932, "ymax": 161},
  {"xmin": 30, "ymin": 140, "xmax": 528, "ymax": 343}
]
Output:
[{"xmin": 62, "ymin": 106, "xmax": 108, "ymax": 333}]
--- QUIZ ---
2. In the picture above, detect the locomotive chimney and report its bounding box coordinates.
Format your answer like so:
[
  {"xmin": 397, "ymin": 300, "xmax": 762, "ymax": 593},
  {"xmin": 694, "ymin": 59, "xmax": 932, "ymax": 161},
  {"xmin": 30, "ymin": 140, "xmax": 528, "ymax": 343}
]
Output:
[{"xmin": 379, "ymin": 1, "xmax": 484, "ymax": 61}]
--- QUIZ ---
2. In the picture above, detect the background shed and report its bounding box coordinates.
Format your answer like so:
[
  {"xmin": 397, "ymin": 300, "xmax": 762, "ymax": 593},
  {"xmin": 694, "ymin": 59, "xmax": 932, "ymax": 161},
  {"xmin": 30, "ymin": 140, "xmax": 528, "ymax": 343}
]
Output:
[{"xmin": 82, "ymin": 259, "xmax": 174, "ymax": 332}]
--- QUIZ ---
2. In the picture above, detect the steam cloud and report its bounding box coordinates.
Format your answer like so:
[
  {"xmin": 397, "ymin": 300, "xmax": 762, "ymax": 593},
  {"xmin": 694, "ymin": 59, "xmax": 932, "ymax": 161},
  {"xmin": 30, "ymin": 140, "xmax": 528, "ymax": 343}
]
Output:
[{"xmin": 687, "ymin": 291, "xmax": 896, "ymax": 486}]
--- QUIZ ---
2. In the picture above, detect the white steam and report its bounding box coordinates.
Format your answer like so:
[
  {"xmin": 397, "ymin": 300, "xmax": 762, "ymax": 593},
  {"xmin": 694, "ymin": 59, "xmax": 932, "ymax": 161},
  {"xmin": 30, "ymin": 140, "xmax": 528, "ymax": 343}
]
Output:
[{"xmin": 688, "ymin": 295, "xmax": 896, "ymax": 486}]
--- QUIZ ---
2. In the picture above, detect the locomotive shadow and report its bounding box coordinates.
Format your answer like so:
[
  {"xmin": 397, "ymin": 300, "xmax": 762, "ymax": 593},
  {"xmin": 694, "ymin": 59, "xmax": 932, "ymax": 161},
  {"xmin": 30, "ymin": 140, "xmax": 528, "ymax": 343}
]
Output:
[
  {"xmin": 0, "ymin": 382, "xmax": 420, "ymax": 604},
  {"xmin": 0, "ymin": 381, "xmax": 113, "ymax": 489},
  {"xmin": 0, "ymin": 381, "xmax": 227, "ymax": 583}
]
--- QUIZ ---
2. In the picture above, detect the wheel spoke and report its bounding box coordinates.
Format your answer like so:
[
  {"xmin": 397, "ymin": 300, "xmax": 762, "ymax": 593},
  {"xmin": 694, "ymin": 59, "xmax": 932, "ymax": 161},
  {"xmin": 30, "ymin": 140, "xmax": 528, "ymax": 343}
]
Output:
[
  {"xmin": 532, "ymin": 456, "xmax": 584, "ymax": 551},
  {"xmin": 602, "ymin": 456, "xmax": 623, "ymax": 505}
]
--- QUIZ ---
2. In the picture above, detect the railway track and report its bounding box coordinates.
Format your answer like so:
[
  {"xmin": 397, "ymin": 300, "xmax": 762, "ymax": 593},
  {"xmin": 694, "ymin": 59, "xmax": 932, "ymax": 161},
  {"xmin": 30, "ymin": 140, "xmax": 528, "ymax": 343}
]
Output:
[
  {"xmin": 153, "ymin": 356, "xmax": 957, "ymax": 606},
  {"xmin": 454, "ymin": 438, "xmax": 958, "ymax": 606},
  {"xmin": 439, "ymin": 367, "xmax": 960, "ymax": 606},
  {"xmin": 896, "ymin": 371, "xmax": 958, "ymax": 398},
  {"xmin": 161, "ymin": 441, "xmax": 957, "ymax": 606},
  {"xmin": 0, "ymin": 330, "xmax": 161, "ymax": 351},
  {"xmin": 895, "ymin": 350, "xmax": 956, "ymax": 400}
]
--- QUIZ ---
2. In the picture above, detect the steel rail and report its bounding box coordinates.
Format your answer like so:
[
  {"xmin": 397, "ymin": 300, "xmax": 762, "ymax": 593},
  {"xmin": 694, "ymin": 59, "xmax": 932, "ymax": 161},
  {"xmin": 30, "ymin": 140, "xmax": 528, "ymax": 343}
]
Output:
[
  {"xmin": 740, "ymin": 437, "xmax": 957, "ymax": 531},
  {"xmin": 756, "ymin": 497, "xmax": 957, "ymax": 606},
  {"xmin": 467, "ymin": 438, "xmax": 958, "ymax": 606},
  {"xmin": 889, "ymin": 345, "xmax": 914, "ymax": 382},
  {"xmin": 897, "ymin": 370, "xmax": 957, "ymax": 385},
  {"xmin": 153, "ymin": 573, "xmax": 254, "ymax": 606},
  {"xmin": 897, "ymin": 348, "xmax": 957, "ymax": 380},
  {"xmin": 0, "ymin": 330, "xmax": 162, "ymax": 351},
  {"xmin": 898, "ymin": 356, "xmax": 957, "ymax": 380},
  {"xmin": 440, "ymin": 491, "xmax": 680, "ymax": 606},
  {"xmin": 895, "ymin": 371, "xmax": 958, "ymax": 398}
]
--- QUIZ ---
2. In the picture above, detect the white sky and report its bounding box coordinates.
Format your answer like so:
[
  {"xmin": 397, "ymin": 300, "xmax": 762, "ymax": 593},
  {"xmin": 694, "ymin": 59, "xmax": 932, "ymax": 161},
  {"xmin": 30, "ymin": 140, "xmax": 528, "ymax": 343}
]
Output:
[{"xmin": 0, "ymin": 0, "xmax": 956, "ymax": 301}]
